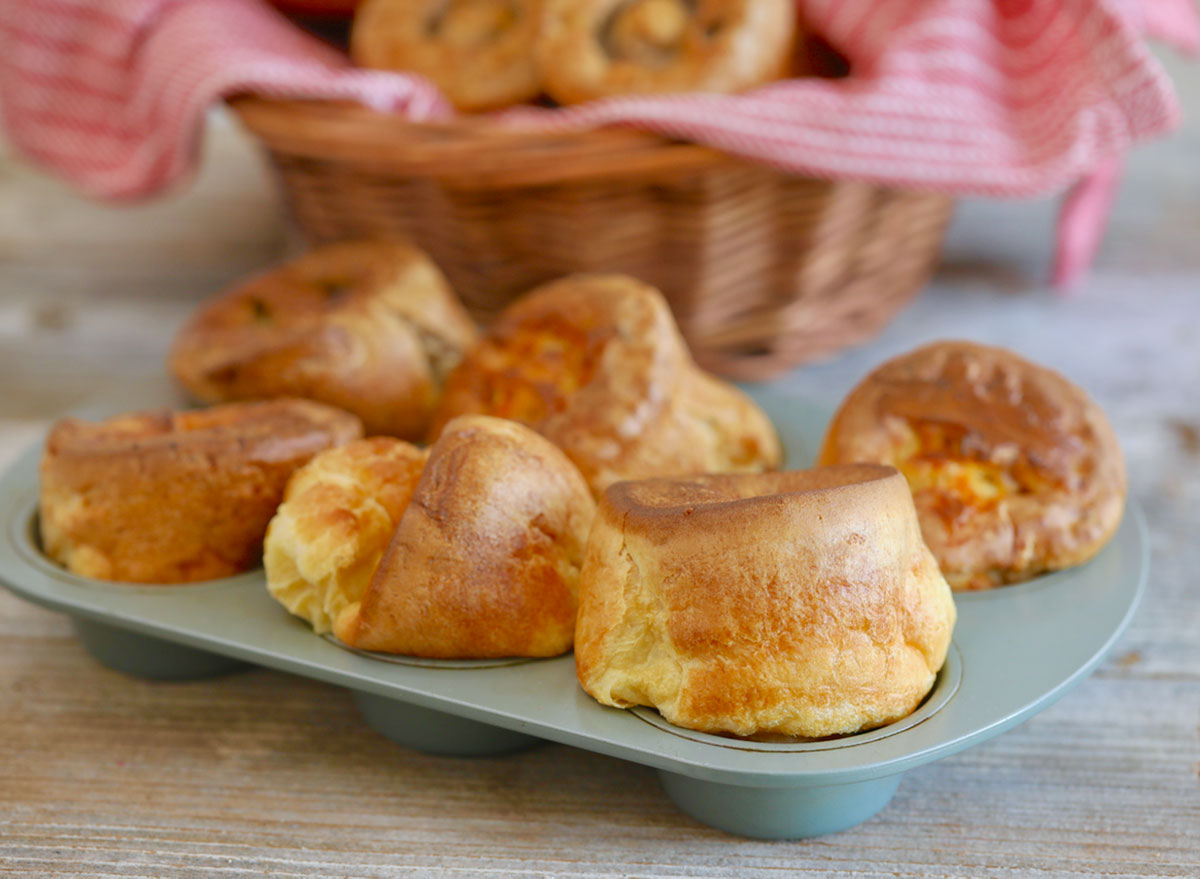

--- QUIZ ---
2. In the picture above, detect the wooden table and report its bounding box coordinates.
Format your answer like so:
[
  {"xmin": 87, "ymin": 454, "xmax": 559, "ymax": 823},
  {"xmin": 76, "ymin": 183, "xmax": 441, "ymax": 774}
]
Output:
[{"xmin": 2, "ymin": 58, "xmax": 1198, "ymax": 877}]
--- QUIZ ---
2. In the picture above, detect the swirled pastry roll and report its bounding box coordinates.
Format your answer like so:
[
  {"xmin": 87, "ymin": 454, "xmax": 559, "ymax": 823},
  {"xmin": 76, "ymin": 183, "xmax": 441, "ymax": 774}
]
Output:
[
  {"xmin": 536, "ymin": 0, "xmax": 796, "ymax": 104},
  {"xmin": 352, "ymin": 0, "xmax": 544, "ymax": 111},
  {"xmin": 819, "ymin": 341, "xmax": 1127, "ymax": 590},
  {"xmin": 428, "ymin": 273, "xmax": 781, "ymax": 495}
]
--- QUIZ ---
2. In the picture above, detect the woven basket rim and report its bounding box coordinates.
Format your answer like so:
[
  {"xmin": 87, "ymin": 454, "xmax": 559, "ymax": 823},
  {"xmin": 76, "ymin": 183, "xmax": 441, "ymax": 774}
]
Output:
[
  {"xmin": 228, "ymin": 92, "xmax": 953, "ymax": 380},
  {"xmin": 228, "ymin": 96, "xmax": 728, "ymax": 185}
]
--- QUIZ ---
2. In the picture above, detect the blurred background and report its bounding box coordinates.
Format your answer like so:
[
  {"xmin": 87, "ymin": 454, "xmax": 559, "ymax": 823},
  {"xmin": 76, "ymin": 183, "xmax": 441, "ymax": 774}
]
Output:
[{"xmin": 1, "ymin": 47, "xmax": 1196, "ymax": 481}]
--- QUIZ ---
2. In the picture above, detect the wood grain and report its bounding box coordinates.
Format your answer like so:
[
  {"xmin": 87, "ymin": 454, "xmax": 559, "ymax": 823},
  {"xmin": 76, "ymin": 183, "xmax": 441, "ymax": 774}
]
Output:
[{"xmin": 2, "ymin": 62, "xmax": 1199, "ymax": 875}]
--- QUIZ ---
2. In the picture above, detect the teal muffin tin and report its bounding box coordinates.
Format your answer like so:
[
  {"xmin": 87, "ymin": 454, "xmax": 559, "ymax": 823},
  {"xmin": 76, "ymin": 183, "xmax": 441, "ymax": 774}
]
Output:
[{"xmin": 0, "ymin": 379, "xmax": 1147, "ymax": 839}]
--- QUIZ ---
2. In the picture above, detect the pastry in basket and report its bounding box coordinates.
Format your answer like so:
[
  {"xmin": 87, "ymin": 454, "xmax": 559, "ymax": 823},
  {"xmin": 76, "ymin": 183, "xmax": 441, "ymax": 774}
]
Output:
[
  {"xmin": 265, "ymin": 437, "xmax": 428, "ymax": 634},
  {"xmin": 575, "ymin": 465, "xmax": 956, "ymax": 738},
  {"xmin": 818, "ymin": 341, "xmax": 1127, "ymax": 591},
  {"xmin": 169, "ymin": 240, "xmax": 478, "ymax": 441},
  {"xmin": 39, "ymin": 399, "xmax": 362, "ymax": 584},
  {"xmin": 537, "ymin": 0, "xmax": 796, "ymax": 105},
  {"xmin": 428, "ymin": 273, "xmax": 782, "ymax": 495},
  {"xmin": 268, "ymin": 415, "xmax": 595, "ymax": 657},
  {"xmin": 351, "ymin": 0, "xmax": 543, "ymax": 111}
]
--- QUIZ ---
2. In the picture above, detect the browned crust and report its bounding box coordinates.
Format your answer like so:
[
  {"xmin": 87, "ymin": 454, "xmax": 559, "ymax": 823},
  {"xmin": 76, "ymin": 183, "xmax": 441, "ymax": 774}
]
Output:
[
  {"xmin": 430, "ymin": 273, "xmax": 781, "ymax": 494},
  {"xmin": 334, "ymin": 415, "xmax": 596, "ymax": 657},
  {"xmin": 352, "ymin": 0, "xmax": 544, "ymax": 112},
  {"xmin": 170, "ymin": 240, "xmax": 478, "ymax": 440},
  {"xmin": 39, "ymin": 399, "xmax": 362, "ymax": 584},
  {"xmin": 575, "ymin": 466, "xmax": 956, "ymax": 737},
  {"xmin": 537, "ymin": 0, "xmax": 796, "ymax": 105},
  {"xmin": 818, "ymin": 340, "xmax": 1128, "ymax": 590},
  {"xmin": 605, "ymin": 463, "xmax": 899, "ymax": 520}
]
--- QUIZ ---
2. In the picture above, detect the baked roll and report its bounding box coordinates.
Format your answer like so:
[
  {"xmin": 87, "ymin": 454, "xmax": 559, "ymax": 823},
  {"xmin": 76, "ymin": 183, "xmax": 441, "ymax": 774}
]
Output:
[
  {"xmin": 170, "ymin": 240, "xmax": 478, "ymax": 441},
  {"xmin": 537, "ymin": 0, "xmax": 796, "ymax": 105},
  {"xmin": 351, "ymin": 0, "xmax": 543, "ymax": 111},
  {"xmin": 265, "ymin": 437, "xmax": 428, "ymax": 634},
  {"xmin": 575, "ymin": 466, "xmax": 956, "ymax": 738},
  {"xmin": 39, "ymin": 400, "xmax": 362, "ymax": 584},
  {"xmin": 429, "ymin": 273, "xmax": 781, "ymax": 495},
  {"xmin": 818, "ymin": 341, "xmax": 1127, "ymax": 591},
  {"xmin": 314, "ymin": 416, "xmax": 596, "ymax": 657}
]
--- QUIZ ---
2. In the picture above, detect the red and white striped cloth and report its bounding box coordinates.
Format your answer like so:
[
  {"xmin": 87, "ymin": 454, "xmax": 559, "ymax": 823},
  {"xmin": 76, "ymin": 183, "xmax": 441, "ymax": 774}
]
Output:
[{"xmin": 1, "ymin": 0, "xmax": 1195, "ymax": 286}]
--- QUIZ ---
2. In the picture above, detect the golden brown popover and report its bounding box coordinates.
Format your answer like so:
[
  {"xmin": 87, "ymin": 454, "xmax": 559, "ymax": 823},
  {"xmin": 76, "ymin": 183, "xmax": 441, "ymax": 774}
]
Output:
[
  {"xmin": 429, "ymin": 273, "xmax": 781, "ymax": 495},
  {"xmin": 40, "ymin": 399, "xmax": 362, "ymax": 583},
  {"xmin": 333, "ymin": 415, "xmax": 595, "ymax": 657},
  {"xmin": 170, "ymin": 240, "xmax": 477, "ymax": 441},
  {"xmin": 818, "ymin": 341, "xmax": 1127, "ymax": 590},
  {"xmin": 575, "ymin": 465, "xmax": 956, "ymax": 738},
  {"xmin": 266, "ymin": 415, "xmax": 595, "ymax": 657}
]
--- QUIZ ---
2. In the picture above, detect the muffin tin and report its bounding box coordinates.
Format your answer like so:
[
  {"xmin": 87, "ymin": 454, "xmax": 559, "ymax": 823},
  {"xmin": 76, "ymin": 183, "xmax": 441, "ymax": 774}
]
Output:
[{"xmin": 0, "ymin": 377, "xmax": 1147, "ymax": 839}]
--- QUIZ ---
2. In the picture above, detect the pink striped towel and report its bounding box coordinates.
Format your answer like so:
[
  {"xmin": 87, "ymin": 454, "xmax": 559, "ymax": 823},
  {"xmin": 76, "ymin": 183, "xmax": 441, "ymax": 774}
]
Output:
[{"xmin": 1, "ymin": 0, "xmax": 1195, "ymax": 287}]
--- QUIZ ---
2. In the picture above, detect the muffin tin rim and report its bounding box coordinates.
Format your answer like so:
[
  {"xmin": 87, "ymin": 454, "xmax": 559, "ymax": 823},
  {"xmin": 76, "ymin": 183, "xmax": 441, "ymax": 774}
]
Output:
[
  {"xmin": 630, "ymin": 642, "xmax": 964, "ymax": 753},
  {"xmin": 12, "ymin": 496, "xmax": 264, "ymax": 594},
  {"xmin": 0, "ymin": 378, "xmax": 1148, "ymax": 789},
  {"xmin": 321, "ymin": 633, "xmax": 541, "ymax": 669}
]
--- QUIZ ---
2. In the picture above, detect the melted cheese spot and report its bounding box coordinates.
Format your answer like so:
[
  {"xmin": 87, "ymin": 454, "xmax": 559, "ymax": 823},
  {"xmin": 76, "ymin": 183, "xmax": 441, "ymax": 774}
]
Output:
[
  {"xmin": 477, "ymin": 321, "xmax": 608, "ymax": 424},
  {"xmin": 892, "ymin": 421, "xmax": 1024, "ymax": 522}
]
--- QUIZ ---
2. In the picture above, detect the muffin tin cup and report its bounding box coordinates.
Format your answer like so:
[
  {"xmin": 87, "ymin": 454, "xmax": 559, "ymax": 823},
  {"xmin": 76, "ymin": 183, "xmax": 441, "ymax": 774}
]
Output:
[
  {"xmin": 353, "ymin": 690, "xmax": 545, "ymax": 757},
  {"xmin": 658, "ymin": 771, "xmax": 904, "ymax": 839},
  {"xmin": 70, "ymin": 616, "xmax": 251, "ymax": 681},
  {"xmin": 0, "ymin": 379, "xmax": 1149, "ymax": 839},
  {"xmin": 322, "ymin": 643, "xmax": 548, "ymax": 756},
  {"xmin": 643, "ymin": 646, "xmax": 961, "ymax": 837}
]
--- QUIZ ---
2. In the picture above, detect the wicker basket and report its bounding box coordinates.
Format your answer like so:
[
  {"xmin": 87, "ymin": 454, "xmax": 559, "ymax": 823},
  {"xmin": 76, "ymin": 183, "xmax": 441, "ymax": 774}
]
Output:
[{"xmin": 230, "ymin": 96, "xmax": 953, "ymax": 381}]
